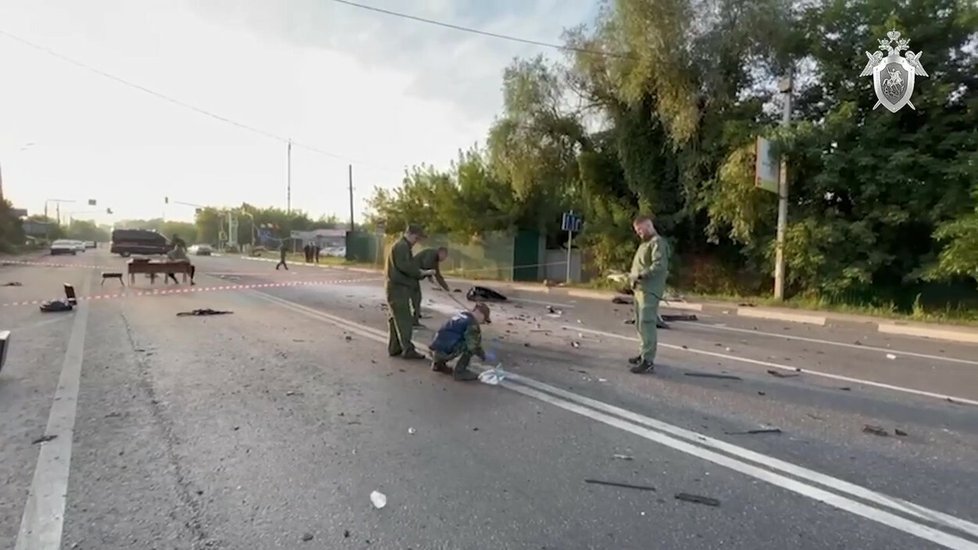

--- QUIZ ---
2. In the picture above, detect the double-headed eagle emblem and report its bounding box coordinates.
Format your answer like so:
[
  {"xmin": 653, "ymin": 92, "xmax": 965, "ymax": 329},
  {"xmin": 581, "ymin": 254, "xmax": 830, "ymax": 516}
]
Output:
[{"xmin": 859, "ymin": 30, "xmax": 928, "ymax": 112}]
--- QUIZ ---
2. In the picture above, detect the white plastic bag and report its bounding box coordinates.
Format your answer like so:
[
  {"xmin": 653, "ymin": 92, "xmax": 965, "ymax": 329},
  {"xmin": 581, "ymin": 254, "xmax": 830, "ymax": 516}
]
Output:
[{"xmin": 478, "ymin": 364, "xmax": 507, "ymax": 386}]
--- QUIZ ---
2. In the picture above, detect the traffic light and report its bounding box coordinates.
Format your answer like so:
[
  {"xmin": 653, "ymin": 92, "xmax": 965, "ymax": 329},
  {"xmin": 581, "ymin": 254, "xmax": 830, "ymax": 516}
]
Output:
[
  {"xmin": 164, "ymin": 197, "xmax": 169, "ymax": 204},
  {"xmin": 106, "ymin": 208, "xmax": 113, "ymax": 215},
  {"xmin": 88, "ymin": 199, "xmax": 97, "ymax": 206}
]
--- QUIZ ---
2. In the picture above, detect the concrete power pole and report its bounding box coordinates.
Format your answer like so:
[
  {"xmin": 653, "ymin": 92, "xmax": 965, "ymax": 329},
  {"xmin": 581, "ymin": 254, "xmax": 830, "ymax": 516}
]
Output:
[
  {"xmin": 773, "ymin": 73, "xmax": 794, "ymax": 301},
  {"xmin": 348, "ymin": 164, "xmax": 355, "ymax": 232},
  {"xmin": 286, "ymin": 139, "xmax": 292, "ymax": 214}
]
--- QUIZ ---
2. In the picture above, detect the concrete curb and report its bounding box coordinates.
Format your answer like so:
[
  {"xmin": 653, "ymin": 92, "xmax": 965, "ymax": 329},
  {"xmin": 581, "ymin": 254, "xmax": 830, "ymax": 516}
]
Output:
[
  {"xmin": 735, "ymin": 307, "xmax": 827, "ymax": 326},
  {"xmin": 227, "ymin": 255, "xmax": 978, "ymax": 344}
]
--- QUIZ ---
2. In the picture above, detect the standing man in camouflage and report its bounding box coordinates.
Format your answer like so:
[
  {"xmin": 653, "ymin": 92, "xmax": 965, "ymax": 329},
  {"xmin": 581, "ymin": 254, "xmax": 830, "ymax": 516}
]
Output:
[
  {"xmin": 385, "ymin": 225, "xmax": 437, "ymax": 360},
  {"xmin": 627, "ymin": 215, "xmax": 670, "ymax": 374},
  {"xmin": 411, "ymin": 246, "xmax": 450, "ymax": 327}
]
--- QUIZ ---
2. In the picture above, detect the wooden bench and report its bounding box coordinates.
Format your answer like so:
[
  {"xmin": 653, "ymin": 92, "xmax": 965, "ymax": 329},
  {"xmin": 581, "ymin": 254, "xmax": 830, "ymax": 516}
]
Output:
[
  {"xmin": 127, "ymin": 260, "xmax": 191, "ymax": 285},
  {"xmin": 101, "ymin": 272, "xmax": 124, "ymax": 286}
]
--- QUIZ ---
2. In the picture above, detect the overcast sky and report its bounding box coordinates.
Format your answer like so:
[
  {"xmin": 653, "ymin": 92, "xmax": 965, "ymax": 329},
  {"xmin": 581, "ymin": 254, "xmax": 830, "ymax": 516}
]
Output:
[{"xmin": 0, "ymin": 0, "xmax": 597, "ymax": 225}]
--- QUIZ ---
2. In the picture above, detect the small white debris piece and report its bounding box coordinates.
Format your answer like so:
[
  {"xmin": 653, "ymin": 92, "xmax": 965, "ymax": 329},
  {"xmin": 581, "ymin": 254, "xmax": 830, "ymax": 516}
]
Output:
[
  {"xmin": 479, "ymin": 365, "xmax": 507, "ymax": 386},
  {"xmin": 886, "ymin": 353, "xmax": 897, "ymax": 360},
  {"xmin": 725, "ymin": 347, "xmax": 732, "ymax": 352},
  {"xmin": 598, "ymin": 378, "xmax": 608, "ymax": 383},
  {"xmin": 370, "ymin": 491, "xmax": 387, "ymax": 509},
  {"xmin": 408, "ymin": 427, "xmax": 416, "ymax": 435},
  {"xmin": 613, "ymin": 454, "xmax": 634, "ymax": 461}
]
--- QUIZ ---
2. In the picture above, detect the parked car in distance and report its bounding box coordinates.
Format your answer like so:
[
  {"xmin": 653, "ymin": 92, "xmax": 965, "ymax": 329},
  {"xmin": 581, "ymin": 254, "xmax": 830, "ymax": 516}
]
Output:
[
  {"xmin": 69, "ymin": 240, "xmax": 87, "ymax": 253},
  {"xmin": 110, "ymin": 229, "xmax": 172, "ymax": 257},
  {"xmin": 188, "ymin": 244, "xmax": 213, "ymax": 256},
  {"xmin": 50, "ymin": 239, "xmax": 78, "ymax": 255}
]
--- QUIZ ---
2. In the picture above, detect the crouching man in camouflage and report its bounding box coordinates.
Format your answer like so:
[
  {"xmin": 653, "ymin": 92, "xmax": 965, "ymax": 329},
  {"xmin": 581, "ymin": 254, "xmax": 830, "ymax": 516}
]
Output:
[{"xmin": 429, "ymin": 303, "xmax": 492, "ymax": 382}]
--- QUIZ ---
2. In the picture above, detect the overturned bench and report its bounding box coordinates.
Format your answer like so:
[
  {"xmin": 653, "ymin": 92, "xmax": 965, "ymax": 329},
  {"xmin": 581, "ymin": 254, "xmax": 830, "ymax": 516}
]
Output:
[{"xmin": 127, "ymin": 260, "xmax": 191, "ymax": 285}]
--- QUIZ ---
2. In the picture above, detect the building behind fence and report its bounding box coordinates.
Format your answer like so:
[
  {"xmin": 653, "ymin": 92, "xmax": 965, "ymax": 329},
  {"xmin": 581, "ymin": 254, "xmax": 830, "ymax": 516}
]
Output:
[{"xmin": 345, "ymin": 229, "xmax": 587, "ymax": 283}]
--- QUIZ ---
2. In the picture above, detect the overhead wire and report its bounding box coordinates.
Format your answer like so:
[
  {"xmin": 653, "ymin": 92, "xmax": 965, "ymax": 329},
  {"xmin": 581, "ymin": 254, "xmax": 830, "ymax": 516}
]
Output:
[
  {"xmin": 327, "ymin": 0, "xmax": 633, "ymax": 59},
  {"xmin": 0, "ymin": 28, "xmax": 402, "ymax": 171}
]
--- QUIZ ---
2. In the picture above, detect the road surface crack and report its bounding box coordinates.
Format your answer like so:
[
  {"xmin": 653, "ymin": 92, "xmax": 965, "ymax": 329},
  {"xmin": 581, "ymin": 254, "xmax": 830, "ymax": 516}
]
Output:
[{"xmin": 120, "ymin": 312, "xmax": 218, "ymax": 549}]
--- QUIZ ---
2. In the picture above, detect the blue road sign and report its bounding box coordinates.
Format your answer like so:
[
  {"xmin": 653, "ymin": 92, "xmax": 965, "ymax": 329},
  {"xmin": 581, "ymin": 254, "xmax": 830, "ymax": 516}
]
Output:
[{"xmin": 561, "ymin": 211, "xmax": 583, "ymax": 233}]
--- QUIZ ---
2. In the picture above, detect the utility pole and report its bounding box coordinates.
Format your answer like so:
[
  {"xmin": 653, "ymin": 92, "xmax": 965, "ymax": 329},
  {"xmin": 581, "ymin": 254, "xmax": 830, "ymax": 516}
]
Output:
[
  {"xmin": 0, "ymin": 161, "xmax": 5, "ymax": 204},
  {"xmin": 773, "ymin": 72, "xmax": 793, "ymax": 301},
  {"xmin": 348, "ymin": 164, "xmax": 355, "ymax": 232},
  {"xmin": 286, "ymin": 139, "xmax": 292, "ymax": 214}
]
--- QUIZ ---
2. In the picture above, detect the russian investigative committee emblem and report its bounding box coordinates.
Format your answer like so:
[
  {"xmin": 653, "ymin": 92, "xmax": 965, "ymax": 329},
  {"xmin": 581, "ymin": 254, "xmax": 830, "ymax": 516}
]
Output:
[{"xmin": 859, "ymin": 30, "xmax": 928, "ymax": 112}]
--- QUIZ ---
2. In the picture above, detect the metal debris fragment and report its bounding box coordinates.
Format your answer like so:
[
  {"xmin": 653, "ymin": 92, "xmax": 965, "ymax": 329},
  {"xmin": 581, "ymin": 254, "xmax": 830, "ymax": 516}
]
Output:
[
  {"xmin": 612, "ymin": 454, "xmax": 634, "ymax": 461},
  {"xmin": 863, "ymin": 425, "xmax": 889, "ymax": 437},
  {"xmin": 675, "ymin": 493, "xmax": 720, "ymax": 507},
  {"xmin": 176, "ymin": 308, "xmax": 233, "ymax": 316},
  {"xmin": 684, "ymin": 372, "xmax": 743, "ymax": 381},
  {"xmin": 32, "ymin": 434, "xmax": 57, "ymax": 445},
  {"xmin": 895, "ymin": 429, "xmax": 908, "ymax": 437},
  {"xmin": 584, "ymin": 479, "xmax": 656, "ymax": 492},
  {"xmin": 767, "ymin": 369, "xmax": 799, "ymax": 378},
  {"xmin": 724, "ymin": 428, "xmax": 782, "ymax": 435}
]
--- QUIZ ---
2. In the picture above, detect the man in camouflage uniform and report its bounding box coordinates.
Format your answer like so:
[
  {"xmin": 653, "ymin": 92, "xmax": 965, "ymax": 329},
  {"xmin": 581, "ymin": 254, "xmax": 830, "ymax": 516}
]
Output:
[
  {"xmin": 627, "ymin": 215, "xmax": 670, "ymax": 374},
  {"xmin": 411, "ymin": 246, "xmax": 450, "ymax": 327},
  {"xmin": 384, "ymin": 225, "xmax": 437, "ymax": 360}
]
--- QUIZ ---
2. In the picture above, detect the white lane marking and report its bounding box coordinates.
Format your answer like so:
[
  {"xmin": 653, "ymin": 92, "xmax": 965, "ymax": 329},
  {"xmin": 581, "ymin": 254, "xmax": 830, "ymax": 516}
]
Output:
[
  {"xmin": 16, "ymin": 273, "xmax": 92, "ymax": 550},
  {"xmin": 505, "ymin": 372, "xmax": 978, "ymax": 540},
  {"xmin": 679, "ymin": 321, "xmax": 978, "ymax": 367},
  {"xmin": 505, "ymin": 383, "xmax": 978, "ymax": 549},
  {"xmin": 249, "ymin": 290, "xmax": 978, "ymax": 548},
  {"xmin": 570, "ymin": 326, "xmax": 978, "ymax": 407}
]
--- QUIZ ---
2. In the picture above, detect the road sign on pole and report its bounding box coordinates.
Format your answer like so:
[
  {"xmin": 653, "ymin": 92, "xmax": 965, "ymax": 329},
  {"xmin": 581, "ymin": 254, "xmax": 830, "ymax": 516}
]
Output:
[{"xmin": 561, "ymin": 211, "xmax": 583, "ymax": 283}]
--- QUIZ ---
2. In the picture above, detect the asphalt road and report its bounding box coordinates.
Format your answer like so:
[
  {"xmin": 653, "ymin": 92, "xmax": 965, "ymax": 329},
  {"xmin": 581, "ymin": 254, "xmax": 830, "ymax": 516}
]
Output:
[{"xmin": 1, "ymin": 249, "xmax": 977, "ymax": 549}]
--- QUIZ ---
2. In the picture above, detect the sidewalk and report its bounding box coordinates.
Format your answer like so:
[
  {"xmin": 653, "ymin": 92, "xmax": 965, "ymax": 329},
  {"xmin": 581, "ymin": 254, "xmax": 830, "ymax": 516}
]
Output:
[{"xmin": 236, "ymin": 255, "xmax": 978, "ymax": 345}]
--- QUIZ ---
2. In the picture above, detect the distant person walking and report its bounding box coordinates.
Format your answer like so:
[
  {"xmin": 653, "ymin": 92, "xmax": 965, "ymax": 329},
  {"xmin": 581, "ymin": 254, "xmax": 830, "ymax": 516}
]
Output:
[
  {"xmin": 276, "ymin": 240, "xmax": 289, "ymax": 270},
  {"xmin": 411, "ymin": 246, "xmax": 450, "ymax": 327},
  {"xmin": 313, "ymin": 243, "xmax": 320, "ymax": 264},
  {"xmin": 384, "ymin": 225, "xmax": 436, "ymax": 360},
  {"xmin": 627, "ymin": 215, "xmax": 670, "ymax": 374}
]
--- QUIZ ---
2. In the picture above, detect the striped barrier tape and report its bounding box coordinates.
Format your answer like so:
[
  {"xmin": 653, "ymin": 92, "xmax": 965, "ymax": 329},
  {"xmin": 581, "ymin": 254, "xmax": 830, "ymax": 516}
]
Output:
[{"xmin": 0, "ymin": 277, "xmax": 382, "ymax": 309}]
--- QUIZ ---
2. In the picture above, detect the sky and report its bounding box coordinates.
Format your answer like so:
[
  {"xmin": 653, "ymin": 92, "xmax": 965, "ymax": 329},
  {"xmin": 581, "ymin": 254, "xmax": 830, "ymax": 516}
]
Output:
[{"xmin": 0, "ymin": 0, "xmax": 598, "ymax": 225}]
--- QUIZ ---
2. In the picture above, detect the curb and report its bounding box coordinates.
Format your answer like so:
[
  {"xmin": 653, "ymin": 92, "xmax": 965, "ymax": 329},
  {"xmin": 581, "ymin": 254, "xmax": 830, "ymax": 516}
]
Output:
[{"xmin": 227, "ymin": 255, "xmax": 978, "ymax": 344}]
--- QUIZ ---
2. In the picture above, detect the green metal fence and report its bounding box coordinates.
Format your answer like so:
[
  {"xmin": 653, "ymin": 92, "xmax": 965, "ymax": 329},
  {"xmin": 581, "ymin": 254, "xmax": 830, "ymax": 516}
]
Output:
[{"xmin": 346, "ymin": 230, "xmax": 521, "ymax": 281}]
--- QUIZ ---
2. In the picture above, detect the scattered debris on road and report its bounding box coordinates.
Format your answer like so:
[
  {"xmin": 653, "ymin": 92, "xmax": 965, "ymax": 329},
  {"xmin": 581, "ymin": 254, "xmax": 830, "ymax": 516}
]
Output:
[
  {"xmin": 32, "ymin": 434, "xmax": 57, "ymax": 445},
  {"xmin": 466, "ymin": 286, "xmax": 507, "ymax": 303},
  {"xmin": 584, "ymin": 479, "xmax": 656, "ymax": 492},
  {"xmin": 39, "ymin": 299, "xmax": 73, "ymax": 313},
  {"xmin": 612, "ymin": 295, "xmax": 633, "ymax": 305},
  {"xmin": 285, "ymin": 390, "xmax": 303, "ymax": 397},
  {"xmin": 661, "ymin": 313, "xmax": 698, "ymax": 322},
  {"xmin": 370, "ymin": 490, "xmax": 387, "ymax": 509},
  {"xmin": 838, "ymin": 387, "xmax": 852, "ymax": 391},
  {"xmin": 767, "ymin": 369, "xmax": 799, "ymax": 378},
  {"xmin": 2, "ymin": 281, "xmax": 22, "ymax": 286},
  {"xmin": 344, "ymin": 335, "xmax": 353, "ymax": 341},
  {"xmin": 408, "ymin": 427, "xmax": 416, "ymax": 435},
  {"xmin": 895, "ymin": 429, "xmax": 909, "ymax": 437},
  {"xmin": 675, "ymin": 493, "xmax": 720, "ymax": 507},
  {"xmin": 612, "ymin": 454, "xmax": 634, "ymax": 461},
  {"xmin": 176, "ymin": 309, "xmax": 233, "ymax": 317},
  {"xmin": 301, "ymin": 533, "xmax": 314, "ymax": 542},
  {"xmin": 885, "ymin": 353, "xmax": 897, "ymax": 360},
  {"xmin": 571, "ymin": 341, "xmax": 581, "ymax": 348},
  {"xmin": 724, "ymin": 428, "xmax": 782, "ymax": 436},
  {"xmin": 478, "ymin": 365, "xmax": 507, "ymax": 386},
  {"xmin": 684, "ymin": 372, "xmax": 743, "ymax": 381},
  {"xmin": 863, "ymin": 425, "xmax": 889, "ymax": 437}
]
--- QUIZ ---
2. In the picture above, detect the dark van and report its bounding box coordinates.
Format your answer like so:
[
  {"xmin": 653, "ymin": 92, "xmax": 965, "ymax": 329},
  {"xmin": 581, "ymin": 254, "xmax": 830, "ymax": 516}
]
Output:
[{"xmin": 110, "ymin": 229, "xmax": 172, "ymax": 257}]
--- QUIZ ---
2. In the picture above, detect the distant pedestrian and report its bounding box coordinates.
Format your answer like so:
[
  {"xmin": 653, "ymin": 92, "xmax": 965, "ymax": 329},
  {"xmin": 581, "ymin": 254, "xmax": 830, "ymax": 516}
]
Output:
[
  {"xmin": 276, "ymin": 240, "xmax": 289, "ymax": 270},
  {"xmin": 429, "ymin": 303, "xmax": 492, "ymax": 381},
  {"xmin": 314, "ymin": 243, "xmax": 320, "ymax": 263},
  {"xmin": 411, "ymin": 246, "xmax": 450, "ymax": 327},
  {"xmin": 384, "ymin": 225, "xmax": 436, "ymax": 360},
  {"xmin": 627, "ymin": 215, "xmax": 670, "ymax": 374}
]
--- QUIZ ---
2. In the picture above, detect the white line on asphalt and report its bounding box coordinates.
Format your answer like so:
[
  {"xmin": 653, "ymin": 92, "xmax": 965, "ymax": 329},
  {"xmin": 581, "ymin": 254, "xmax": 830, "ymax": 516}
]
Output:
[
  {"xmin": 248, "ymin": 290, "xmax": 978, "ymax": 548},
  {"xmin": 570, "ymin": 326, "xmax": 978, "ymax": 407},
  {"xmin": 679, "ymin": 321, "xmax": 978, "ymax": 367},
  {"xmin": 504, "ymin": 372, "xmax": 978, "ymax": 540},
  {"xmin": 503, "ymin": 382, "xmax": 978, "ymax": 549},
  {"xmin": 16, "ymin": 272, "xmax": 92, "ymax": 550}
]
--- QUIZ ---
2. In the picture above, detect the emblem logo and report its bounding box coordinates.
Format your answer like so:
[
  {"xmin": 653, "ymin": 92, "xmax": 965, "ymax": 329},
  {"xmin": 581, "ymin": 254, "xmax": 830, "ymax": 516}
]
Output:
[{"xmin": 859, "ymin": 30, "xmax": 928, "ymax": 113}]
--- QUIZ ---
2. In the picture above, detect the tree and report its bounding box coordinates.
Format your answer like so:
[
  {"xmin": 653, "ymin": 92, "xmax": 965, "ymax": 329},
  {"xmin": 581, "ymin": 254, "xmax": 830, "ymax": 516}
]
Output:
[{"xmin": 66, "ymin": 220, "xmax": 110, "ymax": 242}]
